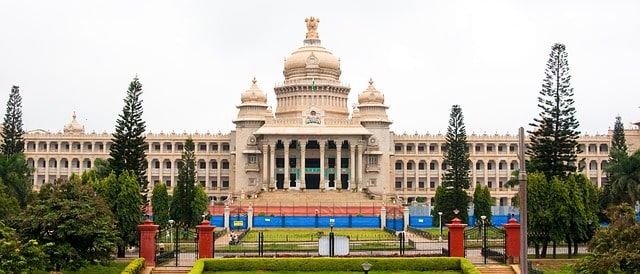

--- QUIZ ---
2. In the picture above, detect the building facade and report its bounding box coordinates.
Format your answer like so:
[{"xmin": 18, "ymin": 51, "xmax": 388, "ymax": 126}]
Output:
[{"xmin": 23, "ymin": 18, "xmax": 640, "ymax": 206}]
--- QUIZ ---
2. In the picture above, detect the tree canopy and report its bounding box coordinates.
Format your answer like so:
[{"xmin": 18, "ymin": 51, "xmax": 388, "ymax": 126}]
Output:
[
  {"xmin": 13, "ymin": 179, "xmax": 117, "ymax": 272},
  {"xmin": 92, "ymin": 171, "xmax": 141, "ymax": 258},
  {"xmin": 575, "ymin": 203, "xmax": 640, "ymax": 273},
  {"xmin": 151, "ymin": 182, "xmax": 170, "ymax": 229}
]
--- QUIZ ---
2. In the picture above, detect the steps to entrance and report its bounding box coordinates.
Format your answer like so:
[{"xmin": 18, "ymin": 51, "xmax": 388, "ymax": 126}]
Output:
[
  {"xmin": 476, "ymin": 265, "xmax": 517, "ymax": 274},
  {"xmin": 248, "ymin": 190, "xmax": 383, "ymax": 206},
  {"xmin": 151, "ymin": 266, "xmax": 191, "ymax": 274}
]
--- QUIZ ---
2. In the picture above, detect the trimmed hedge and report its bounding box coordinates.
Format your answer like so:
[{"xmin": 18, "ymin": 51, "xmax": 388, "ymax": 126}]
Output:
[
  {"xmin": 188, "ymin": 257, "xmax": 479, "ymax": 274},
  {"xmin": 121, "ymin": 258, "xmax": 145, "ymax": 274}
]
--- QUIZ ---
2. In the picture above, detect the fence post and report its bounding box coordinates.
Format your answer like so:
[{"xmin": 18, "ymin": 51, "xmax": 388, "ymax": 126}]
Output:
[
  {"xmin": 224, "ymin": 205, "xmax": 230, "ymax": 231},
  {"xmin": 137, "ymin": 219, "xmax": 159, "ymax": 266},
  {"xmin": 248, "ymin": 204, "xmax": 254, "ymax": 230},
  {"xmin": 380, "ymin": 205, "xmax": 387, "ymax": 228},
  {"xmin": 445, "ymin": 217, "xmax": 467, "ymax": 257},
  {"xmin": 403, "ymin": 206, "xmax": 410, "ymax": 231},
  {"xmin": 503, "ymin": 216, "xmax": 521, "ymax": 263},
  {"xmin": 399, "ymin": 231, "xmax": 405, "ymax": 255},
  {"xmin": 196, "ymin": 220, "xmax": 216, "ymax": 259}
]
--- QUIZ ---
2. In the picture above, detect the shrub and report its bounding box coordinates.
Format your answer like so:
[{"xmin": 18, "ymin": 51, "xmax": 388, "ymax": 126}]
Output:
[
  {"xmin": 188, "ymin": 259, "xmax": 205, "ymax": 274},
  {"xmin": 194, "ymin": 257, "xmax": 473, "ymax": 273},
  {"xmin": 120, "ymin": 258, "xmax": 145, "ymax": 274}
]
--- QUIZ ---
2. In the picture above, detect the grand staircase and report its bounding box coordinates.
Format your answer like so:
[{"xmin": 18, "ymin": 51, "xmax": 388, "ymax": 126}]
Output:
[{"xmin": 246, "ymin": 189, "xmax": 385, "ymax": 206}]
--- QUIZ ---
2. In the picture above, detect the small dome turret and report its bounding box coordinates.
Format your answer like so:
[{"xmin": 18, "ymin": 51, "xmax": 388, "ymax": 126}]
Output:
[
  {"xmin": 358, "ymin": 78, "xmax": 385, "ymax": 104},
  {"xmin": 240, "ymin": 77, "xmax": 268, "ymax": 104},
  {"xmin": 63, "ymin": 112, "xmax": 85, "ymax": 134}
]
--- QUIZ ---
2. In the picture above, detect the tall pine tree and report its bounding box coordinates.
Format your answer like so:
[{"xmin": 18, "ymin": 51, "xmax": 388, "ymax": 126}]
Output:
[
  {"xmin": 527, "ymin": 43, "xmax": 581, "ymax": 180},
  {"xmin": 602, "ymin": 115, "xmax": 629, "ymax": 208},
  {"xmin": 0, "ymin": 85, "xmax": 32, "ymax": 208},
  {"xmin": 433, "ymin": 105, "xmax": 471, "ymax": 224},
  {"xmin": 171, "ymin": 138, "xmax": 197, "ymax": 228},
  {"xmin": 1, "ymin": 86, "xmax": 25, "ymax": 156},
  {"xmin": 109, "ymin": 77, "xmax": 149, "ymax": 215},
  {"xmin": 611, "ymin": 115, "xmax": 627, "ymax": 155}
]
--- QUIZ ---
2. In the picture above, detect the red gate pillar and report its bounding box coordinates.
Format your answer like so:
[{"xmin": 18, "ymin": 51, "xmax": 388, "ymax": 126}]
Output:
[
  {"xmin": 446, "ymin": 217, "xmax": 467, "ymax": 257},
  {"xmin": 503, "ymin": 217, "xmax": 521, "ymax": 263},
  {"xmin": 196, "ymin": 220, "xmax": 216, "ymax": 258},
  {"xmin": 137, "ymin": 219, "xmax": 159, "ymax": 266}
]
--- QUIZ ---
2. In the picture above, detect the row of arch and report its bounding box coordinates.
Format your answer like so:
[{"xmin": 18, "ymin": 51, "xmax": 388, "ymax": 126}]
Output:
[
  {"xmin": 393, "ymin": 159, "xmax": 609, "ymax": 172},
  {"xmin": 24, "ymin": 141, "xmax": 232, "ymax": 154},
  {"xmin": 393, "ymin": 142, "xmax": 611, "ymax": 155},
  {"xmin": 28, "ymin": 158, "xmax": 234, "ymax": 171}
]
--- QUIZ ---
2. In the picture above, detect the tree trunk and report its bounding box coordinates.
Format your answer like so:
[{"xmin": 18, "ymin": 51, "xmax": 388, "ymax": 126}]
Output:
[
  {"xmin": 542, "ymin": 241, "xmax": 548, "ymax": 258},
  {"xmin": 552, "ymin": 241, "xmax": 556, "ymax": 259},
  {"xmin": 534, "ymin": 242, "xmax": 540, "ymax": 258},
  {"xmin": 567, "ymin": 237, "xmax": 572, "ymax": 259},
  {"xmin": 573, "ymin": 240, "xmax": 579, "ymax": 256},
  {"xmin": 117, "ymin": 245, "xmax": 125, "ymax": 258}
]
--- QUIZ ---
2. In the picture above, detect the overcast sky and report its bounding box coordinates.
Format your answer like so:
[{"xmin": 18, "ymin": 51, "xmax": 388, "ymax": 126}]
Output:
[{"xmin": 1, "ymin": 1, "xmax": 638, "ymax": 136}]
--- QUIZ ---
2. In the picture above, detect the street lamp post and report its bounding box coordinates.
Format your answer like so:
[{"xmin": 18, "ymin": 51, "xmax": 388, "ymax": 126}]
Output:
[
  {"xmin": 480, "ymin": 215, "xmax": 487, "ymax": 265},
  {"xmin": 361, "ymin": 261, "xmax": 372, "ymax": 274},
  {"xmin": 168, "ymin": 219, "xmax": 178, "ymax": 267},
  {"xmin": 329, "ymin": 218, "xmax": 335, "ymax": 257},
  {"xmin": 438, "ymin": 211, "xmax": 443, "ymax": 242}
]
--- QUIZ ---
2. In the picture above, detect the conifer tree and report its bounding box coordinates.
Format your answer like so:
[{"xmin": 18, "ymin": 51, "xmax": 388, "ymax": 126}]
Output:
[
  {"xmin": 433, "ymin": 105, "xmax": 471, "ymax": 224},
  {"xmin": 611, "ymin": 115, "xmax": 627, "ymax": 155},
  {"xmin": 527, "ymin": 43, "xmax": 581, "ymax": 180},
  {"xmin": 171, "ymin": 138, "xmax": 197, "ymax": 227},
  {"xmin": 109, "ymin": 77, "xmax": 149, "ymax": 214},
  {"xmin": 602, "ymin": 115, "xmax": 629, "ymax": 209},
  {"xmin": 1, "ymin": 86, "xmax": 25, "ymax": 156}
]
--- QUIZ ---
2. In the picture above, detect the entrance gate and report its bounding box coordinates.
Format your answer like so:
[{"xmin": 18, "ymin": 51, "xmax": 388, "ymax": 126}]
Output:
[
  {"xmin": 464, "ymin": 224, "xmax": 506, "ymax": 264},
  {"xmin": 385, "ymin": 206, "xmax": 404, "ymax": 231},
  {"xmin": 156, "ymin": 224, "xmax": 198, "ymax": 267}
]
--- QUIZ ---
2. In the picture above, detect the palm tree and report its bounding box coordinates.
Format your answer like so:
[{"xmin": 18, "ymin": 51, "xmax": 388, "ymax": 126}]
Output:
[{"xmin": 605, "ymin": 150, "xmax": 640, "ymax": 205}]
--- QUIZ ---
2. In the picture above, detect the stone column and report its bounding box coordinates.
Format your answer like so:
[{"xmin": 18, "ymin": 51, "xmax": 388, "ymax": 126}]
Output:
[
  {"xmin": 284, "ymin": 140, "xmax": 290, "ymax": 188},
  {"xmin": 270, "ymin": 144, "xmax": 276, "ymax": 189},
  {"xmin": 357, "ymin": 143, "xmax": 363, "ymax": 191},
  {"xmin": 349, "ymin": 144, "xmax": 356, "ymax": 190},
  {"xmin": 262, "ymin": 144, "xmax": 269, "ymax": 189},
  {"xmin": 503, "ymin": 217, "xmax": 521, "ymax": 263},
  {"xmin": 336, "ymin": 141, "xmax": 342, "ymax": 188},
  {"xmin": 446, "ymin": 217, "xmax": 468, "ymax": 257},
  {"xmin": 196, "ymin": 220, "xmax": 216, "ymax": 259},
  {"xmin": 137, "ymin": 219, "xmax": 159, "ymax": 267},
  {"xmin": 320, "ymin": 140, "xmax": 326, "ymax": 189},
  {"xmin": 300, "ymin": 141, "xmax": 306, "ymax": 189}
]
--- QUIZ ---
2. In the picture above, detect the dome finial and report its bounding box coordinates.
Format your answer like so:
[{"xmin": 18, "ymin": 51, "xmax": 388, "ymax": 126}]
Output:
[
  {"xmin": 369, "ymin": 78, "xmax": 374, "ymax": 86},
  {"xmin": 252, "ymin": 77, "xmax": 257, "ymax": 84},
  {"xmin": 72, "ymin": 111, "xmax": 77, "ymax": 120},
  {"xmin": 305, "ymin": 17, "xmax": 320, "ymax": 40}
]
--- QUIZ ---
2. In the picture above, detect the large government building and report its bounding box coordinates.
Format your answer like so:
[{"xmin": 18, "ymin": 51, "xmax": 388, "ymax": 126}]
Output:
[{"xmin": 23, "ymin": 18, "xmax": 640, "ymax": 207}]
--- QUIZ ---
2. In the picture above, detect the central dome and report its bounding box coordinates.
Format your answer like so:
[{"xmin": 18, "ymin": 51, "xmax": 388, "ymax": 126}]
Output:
[{"xmin": 282, "ymin": 17, "xmax": 341, "ymax": 81}]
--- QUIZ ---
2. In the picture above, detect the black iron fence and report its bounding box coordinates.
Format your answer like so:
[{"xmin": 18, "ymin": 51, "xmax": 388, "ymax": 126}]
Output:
[{"xmin": 213, "ymin": 230, "xmax": 448, "ymax": 258}]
